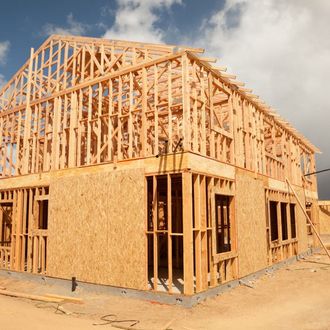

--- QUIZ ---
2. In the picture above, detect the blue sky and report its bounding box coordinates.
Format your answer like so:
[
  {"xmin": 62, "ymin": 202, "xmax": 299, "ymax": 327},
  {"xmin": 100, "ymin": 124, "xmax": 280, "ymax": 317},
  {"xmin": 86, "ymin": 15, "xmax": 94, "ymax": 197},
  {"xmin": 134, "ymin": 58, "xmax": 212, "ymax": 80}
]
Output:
[
  {"xmin": 0, "ymin": 0, "xmax": 329, "ymax": 198},
  {"xmin": 0, "ymin": 0, "xmax": 221, "ymax": 78}
]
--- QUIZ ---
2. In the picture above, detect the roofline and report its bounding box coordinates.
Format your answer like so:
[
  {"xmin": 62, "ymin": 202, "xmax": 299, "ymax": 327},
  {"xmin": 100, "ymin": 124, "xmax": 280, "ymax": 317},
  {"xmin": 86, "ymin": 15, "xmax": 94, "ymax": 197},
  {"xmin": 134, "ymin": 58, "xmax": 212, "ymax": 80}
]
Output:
[
  {"xmin": 0, "ymin": 34, "xmax": 204, "ymax": 99},
  {"xmin": 49, "ymin": 34, "xmax": 205, "ymax": 54},
  {"xmin": 186, "ymin": 51, "xmax": 321, "ymax": 154},
  {"xmin": 0, "ymin": 35, "xmax": 53, "ymax": 97},
  {"xmin": 0, "ymin": 51, "xmax": 186, "ymax": 118},
  {"xmin": 0, "ymin": 35, "xmax": 319, "ymax": 153}
]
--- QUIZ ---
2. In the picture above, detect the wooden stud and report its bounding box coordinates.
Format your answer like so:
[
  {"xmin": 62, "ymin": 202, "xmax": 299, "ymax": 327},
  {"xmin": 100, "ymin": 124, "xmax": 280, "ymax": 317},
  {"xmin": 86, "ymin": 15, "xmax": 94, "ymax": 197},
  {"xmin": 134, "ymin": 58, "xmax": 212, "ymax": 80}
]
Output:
[{"xmin": 182, "ymin": 171, "xmax": 194, "ymax": 295}]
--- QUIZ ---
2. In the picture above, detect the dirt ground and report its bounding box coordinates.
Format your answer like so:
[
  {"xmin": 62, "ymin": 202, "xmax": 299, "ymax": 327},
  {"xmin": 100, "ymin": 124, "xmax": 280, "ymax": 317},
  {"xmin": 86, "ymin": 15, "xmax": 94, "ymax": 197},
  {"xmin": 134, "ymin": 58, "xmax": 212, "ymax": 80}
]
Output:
[{"xmin": 0, "ymin": 251, "xmax": 330, "ymax": 330}]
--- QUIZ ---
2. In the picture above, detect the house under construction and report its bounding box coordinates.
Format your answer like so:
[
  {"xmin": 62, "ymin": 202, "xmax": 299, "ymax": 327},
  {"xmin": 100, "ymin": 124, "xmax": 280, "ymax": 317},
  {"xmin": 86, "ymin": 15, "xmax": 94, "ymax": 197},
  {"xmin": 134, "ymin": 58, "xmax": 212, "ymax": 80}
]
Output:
[{"xmin": 0, "ymin": 35, "xmax": 320, "ymax": 296}]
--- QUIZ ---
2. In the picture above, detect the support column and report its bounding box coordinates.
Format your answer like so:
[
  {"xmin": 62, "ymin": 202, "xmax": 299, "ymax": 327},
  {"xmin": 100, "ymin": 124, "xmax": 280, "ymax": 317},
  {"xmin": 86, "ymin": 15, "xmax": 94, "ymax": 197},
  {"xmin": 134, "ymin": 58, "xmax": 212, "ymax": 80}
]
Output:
[
  {"xmin": 22, "ymin": 48, "xmax": 34, "ymax": 174},
  {"xmin": 182, "ymin": 171, "xmax": 194, "ymax": 295},
  {"xmin": 182, "ymin": 54, "xmax": 191, "ymax": 152}
]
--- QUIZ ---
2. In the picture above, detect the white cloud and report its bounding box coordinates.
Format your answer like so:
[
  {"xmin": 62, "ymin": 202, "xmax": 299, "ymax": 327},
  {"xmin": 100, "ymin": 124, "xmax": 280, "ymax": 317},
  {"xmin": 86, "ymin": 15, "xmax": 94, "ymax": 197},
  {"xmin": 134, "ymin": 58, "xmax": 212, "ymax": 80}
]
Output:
[
  {"xmin": 0, "ymin": 41, "xmax": 10, "ymax": 65},
  {"xmin": 195, "ymin": 0, "xmax": 330, "ymax": 197},
  {"xmin": 0, "ymin": 41, "xmax": 9, "ymax": 90},
  {"xmin": 103, "ymin": 0, "xmax": 182, "ymax": 42},
  {"xmin": 42, "ymin": 13, "xmax": 89, "ymax": 36}
]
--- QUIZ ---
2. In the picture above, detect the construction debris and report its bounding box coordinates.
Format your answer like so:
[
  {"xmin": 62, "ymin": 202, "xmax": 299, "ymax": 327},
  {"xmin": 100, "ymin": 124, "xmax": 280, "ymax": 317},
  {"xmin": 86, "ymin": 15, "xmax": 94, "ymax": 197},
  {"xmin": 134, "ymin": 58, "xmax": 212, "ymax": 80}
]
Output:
[{"xmin": 0, "ymin": 289, "xmax": 64, "ymax": 303}]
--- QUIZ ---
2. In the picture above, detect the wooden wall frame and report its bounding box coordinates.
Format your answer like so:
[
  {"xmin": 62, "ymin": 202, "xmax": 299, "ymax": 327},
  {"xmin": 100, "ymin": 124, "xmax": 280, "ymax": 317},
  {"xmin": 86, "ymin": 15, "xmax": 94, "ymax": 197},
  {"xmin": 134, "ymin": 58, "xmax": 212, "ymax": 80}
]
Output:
[
  {"xmin": 0, "ymin": 35, "xmax": 319, "ymax": 196},
  {"xmin": 0, "ymin": 186, "xmax": 49, "ymax": 274},
  {"xmin": 265, "ymin": 189, "xmax": 299, "ymax": 264}
]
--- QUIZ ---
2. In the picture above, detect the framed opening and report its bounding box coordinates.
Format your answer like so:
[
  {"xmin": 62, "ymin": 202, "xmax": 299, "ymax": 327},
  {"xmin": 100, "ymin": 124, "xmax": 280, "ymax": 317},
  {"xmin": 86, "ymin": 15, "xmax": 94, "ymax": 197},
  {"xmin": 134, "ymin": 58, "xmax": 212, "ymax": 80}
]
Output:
[
  {"xmin": 146, "ymin": 174, "xmax": 183, "ymax": 293},
  {"xmin": 290, "ymin": 204, "xmax": 296, "ymax": 239},
  {"xmin": 215, "ymin": 195, "xmax": 232, "ymax": 254},
  {"xmin": 0, "ymin": 203, "xmax": 13, "ymax": 247},
  {"xmin": 38, "ymin": 200, "xmax": 49, "ymax": 230},
  {"xmin": 0, "ymin": 187, "xmax": 49, "ymax": 274},
  {"xmin": 269, "ymin": 201, "xmax": 279, "ymax": 241}
]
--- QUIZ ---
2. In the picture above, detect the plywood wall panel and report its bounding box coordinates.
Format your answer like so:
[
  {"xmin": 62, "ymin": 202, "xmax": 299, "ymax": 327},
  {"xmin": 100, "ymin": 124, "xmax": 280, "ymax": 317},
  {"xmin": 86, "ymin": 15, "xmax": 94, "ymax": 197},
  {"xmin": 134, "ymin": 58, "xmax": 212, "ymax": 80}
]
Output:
[
  {"xmin": 235, "ymin": 169, "xmax": 268, "ymax": 277},
  {"xmin": 47, "ymin": 168, "xmax": 146, "ymax": 290},
  {"xmin": 319, "ymin": 202, "xmax": 330, "ymax": 234}
]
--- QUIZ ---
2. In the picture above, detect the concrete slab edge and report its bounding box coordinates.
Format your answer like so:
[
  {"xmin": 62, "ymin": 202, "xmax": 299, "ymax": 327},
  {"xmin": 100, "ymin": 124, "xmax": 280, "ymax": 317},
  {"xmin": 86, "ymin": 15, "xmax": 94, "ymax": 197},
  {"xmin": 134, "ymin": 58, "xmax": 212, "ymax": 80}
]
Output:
[{"xmin": 0, "ymin": 247, "xmax": 321, "ymax": 308}]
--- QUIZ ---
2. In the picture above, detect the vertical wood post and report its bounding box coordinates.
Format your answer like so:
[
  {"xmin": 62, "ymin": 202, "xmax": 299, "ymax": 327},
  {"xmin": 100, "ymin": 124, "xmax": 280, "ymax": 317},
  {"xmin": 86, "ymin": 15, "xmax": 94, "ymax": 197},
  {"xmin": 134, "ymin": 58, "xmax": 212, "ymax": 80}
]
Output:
[
  {"xmin": 167, "ymin": 174, "xmax": 173, "ymax": 293},
  {"xmin": 152, "ymin": 176, "xmax": 158, "ymax": 290},
  {"xmin": 22, "ymin": 48, "xmax": 34, "ymax": 174},
  {"xmin": 182, "ymin": 54, "xmax": 191, "ymax": 151},
  {"xmin": 182, "ymin": 171, "xmax": 194, "ymax": 295}
]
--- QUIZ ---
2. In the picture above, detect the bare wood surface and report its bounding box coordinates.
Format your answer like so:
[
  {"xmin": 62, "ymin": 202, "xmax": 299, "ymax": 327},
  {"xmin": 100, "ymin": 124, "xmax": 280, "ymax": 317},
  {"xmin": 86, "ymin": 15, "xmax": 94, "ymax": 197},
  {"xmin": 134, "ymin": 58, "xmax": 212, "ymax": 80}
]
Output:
[{"xmin": 0, "ymin": 289, "xmax": 64, "ymax": 303}]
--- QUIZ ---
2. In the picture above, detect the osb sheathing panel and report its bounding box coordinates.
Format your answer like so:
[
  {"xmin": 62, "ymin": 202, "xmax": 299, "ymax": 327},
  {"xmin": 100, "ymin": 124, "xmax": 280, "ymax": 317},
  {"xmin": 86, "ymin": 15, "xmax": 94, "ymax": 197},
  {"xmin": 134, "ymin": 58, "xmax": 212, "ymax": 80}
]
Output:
[
  {"xmin": 187, "ymin": 153, "xmax": 235, "ymax": 179},
  {"xmin": 47, "ymin": 168, "xmax": 146, "ymax": 290},
  {"xmin": 319, "ymin": 204, "xmax": 330, "ymax": 234},
  {"xmin": 235, "ymin": 169, "xmax": 268, "ymax": 277}
]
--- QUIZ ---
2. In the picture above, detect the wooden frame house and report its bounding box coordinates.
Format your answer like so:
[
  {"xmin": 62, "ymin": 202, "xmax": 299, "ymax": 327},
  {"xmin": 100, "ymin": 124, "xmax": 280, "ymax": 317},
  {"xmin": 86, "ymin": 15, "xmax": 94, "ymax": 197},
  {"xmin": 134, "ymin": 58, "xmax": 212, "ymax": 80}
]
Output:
[{"xmin": 0, "ymin": 35, "xmax": 320, "ymax": 295}]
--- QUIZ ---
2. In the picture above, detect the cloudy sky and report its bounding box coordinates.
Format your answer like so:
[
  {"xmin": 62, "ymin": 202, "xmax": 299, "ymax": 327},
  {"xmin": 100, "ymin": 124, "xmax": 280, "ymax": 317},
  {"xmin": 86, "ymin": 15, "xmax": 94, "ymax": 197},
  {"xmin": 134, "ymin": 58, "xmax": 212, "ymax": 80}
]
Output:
[{"xmin": 0, "ymin": 0, "xmax": 329, "ymax": 198}]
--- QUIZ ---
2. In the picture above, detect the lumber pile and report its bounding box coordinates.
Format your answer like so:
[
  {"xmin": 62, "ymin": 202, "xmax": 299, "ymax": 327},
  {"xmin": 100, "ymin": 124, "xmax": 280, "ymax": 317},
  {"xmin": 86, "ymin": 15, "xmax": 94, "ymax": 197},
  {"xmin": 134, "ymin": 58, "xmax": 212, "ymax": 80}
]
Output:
[{"xmin": 0, "ymin": 288, "xmax": 83, "ymax": 304}]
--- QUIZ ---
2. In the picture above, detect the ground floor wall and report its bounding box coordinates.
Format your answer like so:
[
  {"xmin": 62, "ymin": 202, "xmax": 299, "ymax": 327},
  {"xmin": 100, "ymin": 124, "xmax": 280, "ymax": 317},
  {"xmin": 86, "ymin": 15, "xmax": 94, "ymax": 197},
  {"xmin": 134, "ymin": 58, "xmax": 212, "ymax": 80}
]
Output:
[
  {"xmin": 144, "ymin": 154, "xmax": 319, "ymax": 294},
  {"xmin": 0, "ymin": 152, "xmax": 320, "ymax": 296}
]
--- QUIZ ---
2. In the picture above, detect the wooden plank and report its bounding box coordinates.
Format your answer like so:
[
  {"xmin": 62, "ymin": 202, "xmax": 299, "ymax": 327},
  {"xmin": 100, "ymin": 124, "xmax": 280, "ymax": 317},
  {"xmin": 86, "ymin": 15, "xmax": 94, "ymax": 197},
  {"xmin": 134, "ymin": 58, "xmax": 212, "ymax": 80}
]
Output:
[
  {"xmin": 167, "ymin": 174, "xmax": 173, "ymax": 293},
  {"xmin": 14, "ymin": 190, "xmax": 23, "ymax": 271},
  {"xmin": 128, "ymin": 73, "xmax": 133, "ymax": 158},
  {"xmin": 154, "ymin": 65, "xmax": 159, "ymax": 155},
  {"xmin": 0, "ymin": 289, "xmax": 63, "ymax": 303},
  {"xmin": 22, "ymin": 48, "xmax": 34, "ymax": 174},
  {"xmin": 141, "ymin": 68, "xmax": 147, "ymax": 157},
  {"xmin": 200, "ymin": 175, "xmax": 208, "ymax": 290},
  {"xmin": 182, "ymin": 171, "xmax": 194, "ymax": 295},
  {"xmin": 213, "ymin": 251, "xmax": 238, "ymax": 263},
  {"xmin": 45, "ymin": 293, "xmax": 83, "ymax": 304},
  {"xmin": 68, "ymin": 92, "xmax": 78, "ymax": 167},
  {"xmin": 208, "ymin": 177, "xmax": 217, "ymax": 286},
  {"xmin": 107, "ymin": 79, "xmax": 113, "ymax": 161},
  {"xmin": 27, "ymin": 189, "xmax": 34, "ymax": 272},
  {"xmin": 182, "ymin": 54, "xmax": 191, "ymax": 151},
  {"xmin": 55, "ymin": 97, "xmax": 62, "ymax": 170},
  {"xmin": 9, "ymin": 191, "xmax": 16, "ymax": 270},
  {"xmin": 32, "ymin": 188, "xmax": 39, "ymax": 273},
  {"xmin": 194, "ymin": 174, "xmax": 202, "ymax": 292},
  {"xmin": 152, "ymin": 176, "xmax": 158, "ymax": 290},
  {"xmin": 60, "ymin": 95, "xmax": 68, "ymax": 169},
  {"xmin": 208, "ymin": 73, "xmax": 215, "ymax": 158},
  {"xmin": 191, "ymin": 62, "xmax": 198, "ymax": 153},
  {"xmin": 32, "ymin": 236, "xmax": 39, "ymax": 273},
  {"xmin": 77, "ymin": 90, "xmax": 83, "ymax": 166},
  {"xmin": 167, "ymin": 61, "xmax": 173, "ymax": 153},
  {"xmin": 200, "ymin": 69, "xmax": 207, "ymax": 155},
  {"xmin": 118, "ymin": 76, "xmax": 123, "ymax": 160},
  {"xmin": 40, "ymin": 235, "xmax": 45, "ymax": 273},
  {"xmin": 20, "ymin": 189, "xmax": 28, "ymax": 271},
  {"xmin": 87, "ymin": 86, "xmax": 92, "ymax": 164}
]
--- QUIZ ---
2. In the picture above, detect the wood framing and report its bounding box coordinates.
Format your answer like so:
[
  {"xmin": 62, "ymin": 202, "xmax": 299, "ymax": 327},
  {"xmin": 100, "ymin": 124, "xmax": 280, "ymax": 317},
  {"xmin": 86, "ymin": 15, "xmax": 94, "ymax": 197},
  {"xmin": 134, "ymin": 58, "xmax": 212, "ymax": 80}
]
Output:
[{"xmin": 0, "ymin": 35, "xmax": 320, "ymax": 296}]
